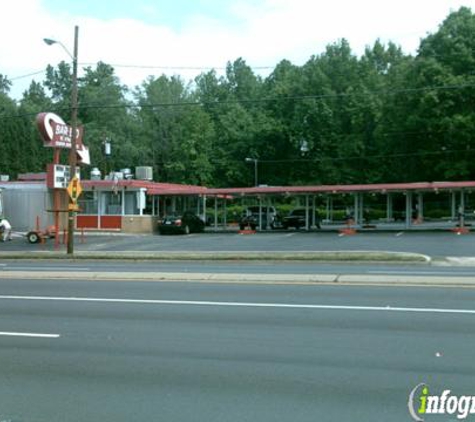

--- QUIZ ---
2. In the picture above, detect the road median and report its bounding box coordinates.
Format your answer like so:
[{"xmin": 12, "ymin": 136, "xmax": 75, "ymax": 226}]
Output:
[{"xmin": 0, "ymin": 250, "xmax": 430, "ymax": 263}]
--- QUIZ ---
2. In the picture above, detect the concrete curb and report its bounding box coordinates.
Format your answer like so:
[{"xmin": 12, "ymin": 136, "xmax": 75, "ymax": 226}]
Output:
[
  {"xmin": 336, "ymin": 274, "xmax": 475, "ymax": 286},
  {"xmin": 436, "ymin": 257, "xmax": 475, "ymax": 267},
  {"xmin": 0, "ymin": 271, "xmax": 473, "ymax": 287},
  {"xmin": 0, "ymin": 250, "xmax": 430, "ymax": 263},
  {"xmin": 0, "ymin": 271, "xmax": 336, "ymax": 284}
]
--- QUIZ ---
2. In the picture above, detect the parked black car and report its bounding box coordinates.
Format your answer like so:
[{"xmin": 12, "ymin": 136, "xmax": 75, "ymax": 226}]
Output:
[
  {"xmin": 282, "ymin": 208, "xmax": 321, "ymax": 229},
  {"xmin": 239, "ymin": 206, "xmax": 279, "ymax": 230},
  {"xmin": 158, "ymin": 211, "xmax": 205, "ymax": 234}
]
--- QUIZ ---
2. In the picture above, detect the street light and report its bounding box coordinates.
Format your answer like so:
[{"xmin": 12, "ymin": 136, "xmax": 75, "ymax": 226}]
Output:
[
  {"xmin": 103, "ymin": 137, "xmax": 112, "ymax": 177},
  {"xmin": 300, "ymin": 139, "xmax": 309, "ymax": 155},
  {"xmin": 245, "ymin": 157, "xmax": 258, "ymax": 187},
  {"xmin": 43, "ymin": 37, "xmax": 74, "ymax": 60},
  {"xmin": 44, "ymin": 26, "xmax": 79, "ymax": 255}
]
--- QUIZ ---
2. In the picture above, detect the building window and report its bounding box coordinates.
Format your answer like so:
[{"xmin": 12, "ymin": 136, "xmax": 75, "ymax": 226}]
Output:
[
  {"xmin": 105, "ymin": 191, "xmax": 122, "ymax": 215},
  {"xmin": 78, "ymin": 191, "xmax": 98, "ymax": 214}
]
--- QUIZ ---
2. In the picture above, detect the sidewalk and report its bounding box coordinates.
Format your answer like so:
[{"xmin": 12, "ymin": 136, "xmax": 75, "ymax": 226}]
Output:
[{"xmin": 0, "ymin": 268, "xmax": 473, "ymax": 287}]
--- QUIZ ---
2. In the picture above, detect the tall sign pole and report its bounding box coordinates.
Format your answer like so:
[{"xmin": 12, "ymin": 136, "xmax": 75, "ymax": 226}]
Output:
[{"xmin": 67, "ymin": 25, "xmax": 79, "ymax": 255}]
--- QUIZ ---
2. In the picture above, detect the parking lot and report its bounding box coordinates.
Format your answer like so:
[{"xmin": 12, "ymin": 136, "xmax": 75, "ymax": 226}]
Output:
[{"xmin": 2, "ymin": 229, "xmax": 474, "ymax": 259}]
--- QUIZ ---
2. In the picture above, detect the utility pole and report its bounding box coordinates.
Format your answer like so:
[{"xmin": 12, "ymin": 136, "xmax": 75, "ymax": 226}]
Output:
[
  {"xmin": 44, "ymin": 25, "xmax": 80, "ymax": 255},
  {"xmin": 67, "ymin": 25, "xmax": 79, "ymax": 255}
]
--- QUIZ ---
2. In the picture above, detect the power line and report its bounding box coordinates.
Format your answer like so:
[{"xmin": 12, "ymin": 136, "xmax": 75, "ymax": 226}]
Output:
[
  {"xmin": 1, "ymin": 81, "xmax": 474, "ymax": 121},
  {"xmin": 252, "ymin": 148, "xmax": 475, "ymax": 164},
  {"xmin": 7, "ymin": 61, "xmax": 274, "ymax": 84},
  {"xmin": 68, "ymin": 81, "xmax": 475, "ymax": 111},
  {"xmin": 9, "ymin": 70, "xmax": 46, "ymax": 81},
  {"xmin": 8, "ymin": 44, "xmax": 475, "ymax": 86},
  {"xmin": 80, "ymin": 62, "xmax": 275, "ymax": 71},
  {"xmin": 67, "ymin": 81, "xmax": 475, "ymax": 109},
  {"xmin": 119, "ymin": 148, "xmax": 475, "ymax": 167}
]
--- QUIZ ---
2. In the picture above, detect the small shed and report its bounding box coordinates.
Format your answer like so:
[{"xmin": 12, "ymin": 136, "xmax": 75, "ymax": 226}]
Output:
[{"xmin": 0, "ymin": 180, "xmax": 54, "ymax": 232}]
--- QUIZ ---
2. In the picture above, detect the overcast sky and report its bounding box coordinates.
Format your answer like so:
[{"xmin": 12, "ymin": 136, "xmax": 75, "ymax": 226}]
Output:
[{"xmin": 2, "ymin": 0, "xmax": 475, "ymax": 98}]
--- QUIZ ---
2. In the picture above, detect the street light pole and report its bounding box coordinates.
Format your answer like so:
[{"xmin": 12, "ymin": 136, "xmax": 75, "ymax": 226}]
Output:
[
  {"xmin": 44, "ymin": 26, "xmax": 79, "ymax": 255},
  {"xmin": 67, "ymin": 25, "xmax": 79, "ymax": 255},
  {"xmin": 245, "ymin": 157, "xmax": 258, "ymax": 187}
]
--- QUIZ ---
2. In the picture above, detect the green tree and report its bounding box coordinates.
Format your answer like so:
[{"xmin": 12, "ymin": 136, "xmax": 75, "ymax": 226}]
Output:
[
  {"xmin": 43, "ymin": 61, "xmax": 72, "ymax": 108},
  {"xmin": 0, "ymin": 86, "xmax": 30, "ymax": 177},
  {"xmin": 78, "ymin": 62, "xmax": 136, "ymax": 172},
  {"xmin": 18, "ymin": 81, "xmax": 53, "ymax": 172},
  {"xmin": 0, "ymin": 74, "xmax": 12, "ymax": 95},
  {"xmin": 380, "ymin": 7, "xmax": 475, "ymax": 182},
  {"xmin": 136, "ymin": 75, "xmax": 214, "ymax": 184}
]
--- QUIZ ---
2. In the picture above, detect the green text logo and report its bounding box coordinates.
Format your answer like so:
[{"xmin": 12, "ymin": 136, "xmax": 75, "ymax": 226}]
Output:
[{"xmin": 408, "ymin": 383, "xmax": 475, "ymax": 420}]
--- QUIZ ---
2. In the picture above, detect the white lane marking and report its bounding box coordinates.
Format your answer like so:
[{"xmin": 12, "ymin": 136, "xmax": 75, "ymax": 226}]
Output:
[
  {"xmin": 0, "ymin": 331, "xmax": 60, "ymax": 339},
  {"xmin": 368, "ymin": 270, "xmax": 475, "ymax": 276},
  {"xmin": 88, "ymin": 243, "xmax": 109, "ymax": 249},
  {"xmin": 7, "ymin": 267, "xmax": 91, "ymax": 272},
  {"xmin": 0, "ymin": 295, "xmax": 474, "ymax": 315}
]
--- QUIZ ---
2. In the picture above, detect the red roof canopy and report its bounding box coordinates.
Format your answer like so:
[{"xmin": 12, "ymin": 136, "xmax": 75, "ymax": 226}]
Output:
[
  {"xmin": 147, "ymin": 181, "xmax": 475, "ymax": 196},
  {"xmin": 79, "ymin": 179, "xmax": 475, "ymax": 196},
  {"xmin": 83, "ymin": 179, "xmax": 207, "ymax": 195}
]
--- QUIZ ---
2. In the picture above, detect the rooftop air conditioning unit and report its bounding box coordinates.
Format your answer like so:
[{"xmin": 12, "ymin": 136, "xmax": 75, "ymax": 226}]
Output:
[
  {"xmin": 121, "ymin": 168, "xmax": 133, "ymax": 180},
  {"xmin": 135, "ymin": 166, "xmax": 153, "ymax": 181},
  {"xmin": 90, "ymin": 168, "xmax": 101, "ymax": 180}
]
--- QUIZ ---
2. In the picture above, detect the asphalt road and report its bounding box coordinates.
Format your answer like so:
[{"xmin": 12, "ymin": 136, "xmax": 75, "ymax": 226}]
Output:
[
  {"xmin": 4, "ymin": 231, "xmax": 475, "ymax": 258},
  {"xmin": 0, "ymin": 277, "xmax": 474, "ymax": 421}
]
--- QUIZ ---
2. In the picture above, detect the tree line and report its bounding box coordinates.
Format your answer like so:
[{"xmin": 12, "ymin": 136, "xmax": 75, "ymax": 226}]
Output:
[{"xmin": 1, "ymin": 7, "xmax": 475, "ymax": 188}]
